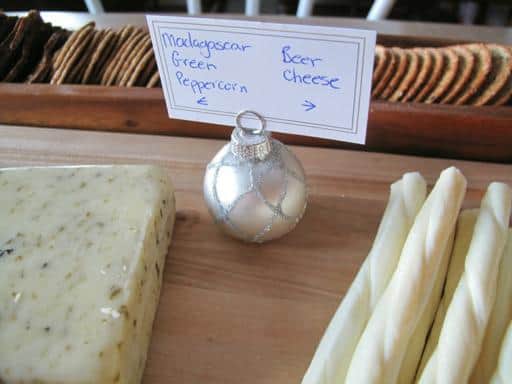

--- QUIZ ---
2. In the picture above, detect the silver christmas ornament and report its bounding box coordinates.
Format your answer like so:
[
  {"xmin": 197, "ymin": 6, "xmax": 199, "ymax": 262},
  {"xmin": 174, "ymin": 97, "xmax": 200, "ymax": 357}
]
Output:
[{"xmin": 203, "ymin": 110, "xmax": 308, "ymax": 243}]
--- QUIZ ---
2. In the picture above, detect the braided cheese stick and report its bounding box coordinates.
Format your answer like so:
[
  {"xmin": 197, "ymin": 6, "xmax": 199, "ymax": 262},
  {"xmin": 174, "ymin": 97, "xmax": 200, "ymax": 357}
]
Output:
[
  {"xmin": 490, "ymin": 321, "xmax": 512, "ymax": 384},
  {"xmin": 470, "ymin": 229, "xmax": 512, "ymax": 383},
  {"xmin": 301, "ymin": 172, "xmax": 427, "ymax": 384},
  {"xmin": 345, "ymin": 167, "xmax": 466, "ymax": 384},
  {"xmin": 418, "ymin": 182, "xmax": 512, "ymax": 384},
  {"xmin": 415, "ymin": 209, "xmax": 479, "ymax": 379},
  {"xmin": 397, "ymin": 228, "xmax": 454, "ymax": 384}
]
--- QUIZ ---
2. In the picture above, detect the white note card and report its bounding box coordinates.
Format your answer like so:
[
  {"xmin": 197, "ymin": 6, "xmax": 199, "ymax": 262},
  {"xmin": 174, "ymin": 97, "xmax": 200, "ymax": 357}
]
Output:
[{"xmin": 147, "ymin": 15, "xmax": 376, "ymax": 144}]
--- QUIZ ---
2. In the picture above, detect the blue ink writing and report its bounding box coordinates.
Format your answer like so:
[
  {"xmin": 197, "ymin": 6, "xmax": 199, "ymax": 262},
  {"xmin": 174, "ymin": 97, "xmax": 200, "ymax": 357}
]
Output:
[
  {"xmin": 162, "ymin": 32, "xmax": 251, "ymax": 59},
  {"xmin": 171, "ymin": 50, "xmax": 217, "ymax": 71},
  {"xmin": 175, "ymin": 71, "xmax": 248, "ymax": 94},
  {"xmin": 281, "ymin": 45, "xmax": 340, "ymax": 90},
  {"xmin": 302, "ymin": 100, "xmax": 316, "ymax": 111},
  {"xmin": 282, "ymin": 68, "xmax": 340, "ymax": 89},
  {"xmin": 281, "ymin": 45, "xmax": 322, "ymax": 67}
]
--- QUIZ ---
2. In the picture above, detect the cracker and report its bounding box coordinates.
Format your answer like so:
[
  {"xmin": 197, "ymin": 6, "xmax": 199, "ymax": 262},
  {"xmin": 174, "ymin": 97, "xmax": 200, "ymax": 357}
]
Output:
[
  {"xmin": 92, "ymin": 29, "xmax": 129, "ymax": 83},
  {"xmin": 102, "ymin": 27, "xmax": 142, "ymax": 85},
  {"xmin": 114, "ymin": 31, "xmax": 149, "ymax": 86},
  {"xmin": 469, "ymin": 44, "xmax": 511, "ymax": 106},
  {"xmin": 50, "ymin": 22, "xmax": 94, "ymax": 84},
  {"xmin": 53, "ymin": 21, "xmax": 94, "ymax": 71},
  {"xmin": 373, "ymin": 47, "xmax": 380, "ymax": 84},
  {"xmin": 135, "ymin": 54, "xmax": 156, "ymax": 87},
  {"xmin": 82, "ymin": 28, "xmax": 115, "ymax": 84},
  {"xmin": 67, "ymin": 29, "xmax": 104, "ymax": 84},
  {"xmin": 372, "ymin": 47, "xmax": 397, "ymax": 98},
  {"xmin": 27, "ymin": 29, "xmax": 69, "ymax": 83},
  {"xmin": 106, "ymin": 31, "xmax": 143, "ymax": 86},
  {"xmin": 119, "ymin": 34, "xmax": 152, "ymax": 86},
  {"xmin": 90, "ymin": 34, "xmax": 118, "ymax": 83},
  {"xmin": 98, "ymin": 25, "xmax": 135, "ymax": 84},
  {"xmin": 373, "ymin": 45, "xmax": 389, "ymax": 88},
  {"xmin": 127, "ymin": 47, "xmax": 155, "ymax": 87},
  {"xmin": 8, "ymin": 12, "xmax": 36, "ymax": 49},
  {"xmin": 146, "ymin": 70, "xmax": 160, "ymax": 88},
  {"xmin": 103, "ymin": 28, "xmax": 144, "ymax": 86},
  {"xmin": 380, "ymin": 47, "xmax": 408, "ymax": 100},
  {"xmin": 390, "ymin": 49, "xmax": 419, "ymax": 102},
  {"xmin": 413, "ymin": 48, "xmax": 445, "ymax": 102},
  {"xmin": 0, "ymin": 11, "xmax": 39, "ymax": 80},
  {"xmin": 114, "ymin": 32, "xmax": 145, "ymax": 85},
  {"xmin": 439, "ymin": 45, "xmax": 475, "ymax": 104},
  {"xmin": 3, "ymin": 12, "xmax": 50, "ymax": 82},
  {"xmin": 488, "ymin": 74, "xmax": 512, "ymax": 106},
  {"xmin": 50, "ymin": 24, "xmax": 94, "ymax": 84},
  {"xmin": 425, "ymin": 48, "xmax": 459, "ymax": 103},
  {"xmin": 401, "ymin": 48, "xmax": 433, "ymax": 102},
  {"xmin": 452, "ymin": 44, "xmax": 492, "ymax": 105},
  {"xmin": 487, "ymin": 47, "xmax": 512, "ymax": 106}
]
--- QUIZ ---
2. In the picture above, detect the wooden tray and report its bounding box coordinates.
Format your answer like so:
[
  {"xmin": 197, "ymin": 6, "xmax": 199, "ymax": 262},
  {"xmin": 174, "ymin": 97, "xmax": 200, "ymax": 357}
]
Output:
[
  {"xmin": 1, "ymin": 124, "xmax": 511, "ymax": 383},
  {"xmin": 0, "ymin": 84, "xmax": 511, "ymax": 163}
]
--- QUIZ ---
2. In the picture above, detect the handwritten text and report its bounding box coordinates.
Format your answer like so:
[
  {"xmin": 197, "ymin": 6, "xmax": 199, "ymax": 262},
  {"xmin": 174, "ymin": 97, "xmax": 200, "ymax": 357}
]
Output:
[
  {"xmin": 175, "ymin": 71, "xmax": 248, "ymax": 94},
  {"xmin": 162, "ymin": 32, "xmax": 251, "ymax": 59},
  {"xmin": 281, "ymin": 45, "xmax": 340, "ymax": 90}
]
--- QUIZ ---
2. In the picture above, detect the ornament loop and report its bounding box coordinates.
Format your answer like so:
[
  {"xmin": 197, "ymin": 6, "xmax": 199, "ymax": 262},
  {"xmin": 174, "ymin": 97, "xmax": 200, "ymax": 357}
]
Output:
[{"xmin": 235, "ymin": 110, "xmax": 266, "ymax": 136}]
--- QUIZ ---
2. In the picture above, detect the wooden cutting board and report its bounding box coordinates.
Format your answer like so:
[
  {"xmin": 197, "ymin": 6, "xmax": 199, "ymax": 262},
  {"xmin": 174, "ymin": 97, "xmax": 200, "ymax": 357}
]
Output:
[{"xmin": 1, "ymin": 125, "xmax": 511, "ymax": 384}]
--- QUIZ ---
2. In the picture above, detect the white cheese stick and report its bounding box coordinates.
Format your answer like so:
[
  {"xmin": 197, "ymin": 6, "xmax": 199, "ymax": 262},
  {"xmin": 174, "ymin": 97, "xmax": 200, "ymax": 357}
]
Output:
[
  {"xmin": 0, "ymin": 165, "xmax": 176, "ymax": 384},
  {"xmin": 302, "ymin": 172, "xmax": 427, "ymax": 384},
  {"xmin": 345, "ymin": 167, "xmax": 466, "ymax": 384},
  {"xmin": 418, "ymin": 182, "xmax": 512, "ymax": 384},
  {"xmin": 397, "ymin": 228, "xmax": 454, "ymax": 384},
  {"xmin": 490, "ymin": 321, "xmax": 512, "ymax": 384},
  {"xmin": 415, "ymin": 209, "xmax": 478, "ymax": 379},
  {"xmin": 470, "ymin": 229, "xmax": 512, "ymax": 383}
]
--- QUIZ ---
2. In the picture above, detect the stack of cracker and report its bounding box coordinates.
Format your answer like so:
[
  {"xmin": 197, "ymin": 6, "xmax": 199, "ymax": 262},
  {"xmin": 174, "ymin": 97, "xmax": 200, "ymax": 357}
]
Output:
[
  {"xmin": 0, "ymin": 12, "xmax": 159, "ymax": 88},
  {"xmin": 47, "ymin": 22, "xmax": 160, "ymax": 88},
  {"xmin": 372, "ymin": 43, "xmax": 512, "ymax": 106},
  {"xmin": 0, "ymin": 11, "xmax": 69, "ymax": 83},
  {"xmin": 2, "ymin": 11, "xmax": 510, "ymax": 100}
]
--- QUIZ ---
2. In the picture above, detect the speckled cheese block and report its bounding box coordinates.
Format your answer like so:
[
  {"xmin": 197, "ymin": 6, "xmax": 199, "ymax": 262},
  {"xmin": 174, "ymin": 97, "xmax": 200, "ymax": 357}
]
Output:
[{"xmin": 0, "ymin": 165, "xmax": 176, "ymax": 384}]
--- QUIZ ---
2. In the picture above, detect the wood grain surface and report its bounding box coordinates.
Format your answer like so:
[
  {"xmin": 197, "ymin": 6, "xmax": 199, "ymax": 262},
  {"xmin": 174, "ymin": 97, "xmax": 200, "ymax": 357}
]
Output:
[
  {"xmin": 1, "ymin": 125, "xmax": 511, "ymax": 383},
  {"xmin": 1, "ymin": 84, "xmax": 511, "ymax": 163}
]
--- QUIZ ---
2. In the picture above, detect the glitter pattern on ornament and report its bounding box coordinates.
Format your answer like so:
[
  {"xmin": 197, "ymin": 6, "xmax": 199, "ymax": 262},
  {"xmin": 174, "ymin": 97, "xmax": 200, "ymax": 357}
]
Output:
[{"xmin": 203, "ymin": 111, "xmax": 308, "ymax": 243}]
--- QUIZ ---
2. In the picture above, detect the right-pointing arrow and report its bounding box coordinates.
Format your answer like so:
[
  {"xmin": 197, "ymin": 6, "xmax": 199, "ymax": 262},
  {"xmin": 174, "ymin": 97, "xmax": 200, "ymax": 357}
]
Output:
[{"xmin": 302, "ymin": 100, "xmax": 316, "ymax": 111}]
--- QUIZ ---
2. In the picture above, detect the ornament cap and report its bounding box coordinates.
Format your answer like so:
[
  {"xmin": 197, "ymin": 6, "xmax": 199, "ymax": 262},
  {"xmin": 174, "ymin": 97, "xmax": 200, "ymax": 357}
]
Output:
[{"xmin": 231, "ymin": 110, "xmax": 272, "ymax": 161}]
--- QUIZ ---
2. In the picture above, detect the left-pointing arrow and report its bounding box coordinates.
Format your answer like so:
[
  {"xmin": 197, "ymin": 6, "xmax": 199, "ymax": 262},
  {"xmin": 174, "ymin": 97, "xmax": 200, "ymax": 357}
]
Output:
[{"xmin": 197, "ymin": 96, "xmax": 208, "ymax": 106}]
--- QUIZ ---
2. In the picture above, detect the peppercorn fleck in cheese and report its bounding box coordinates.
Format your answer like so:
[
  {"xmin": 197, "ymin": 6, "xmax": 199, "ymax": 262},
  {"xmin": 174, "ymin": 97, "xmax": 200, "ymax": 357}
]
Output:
[{"xmin": 0, "ymin": 165, "xmax": 176, "ymax": 384}]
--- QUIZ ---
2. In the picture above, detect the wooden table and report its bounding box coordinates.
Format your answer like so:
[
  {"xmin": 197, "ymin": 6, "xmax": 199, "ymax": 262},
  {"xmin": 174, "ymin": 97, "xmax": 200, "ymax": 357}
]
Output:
[{"xmin": 1, "ymin": 124, "xmax": 511, "ymax": 383}]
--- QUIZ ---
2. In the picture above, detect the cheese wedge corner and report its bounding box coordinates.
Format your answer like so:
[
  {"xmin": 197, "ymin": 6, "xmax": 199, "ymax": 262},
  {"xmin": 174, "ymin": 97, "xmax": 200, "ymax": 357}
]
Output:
[{"xmin": 0, "ymin": 165, "xmax": 176, "ymax": 384}]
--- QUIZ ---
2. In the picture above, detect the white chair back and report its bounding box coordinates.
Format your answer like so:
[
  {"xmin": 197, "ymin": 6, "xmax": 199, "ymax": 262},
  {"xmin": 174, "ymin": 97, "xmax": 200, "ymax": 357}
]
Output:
[
  {"xmin": 296, "ymin": 0, "xmax": 396, "ymax": 19},
  {"xmin": 84, "ymin": 0, "xmax": 395, "ymax": 20}
]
